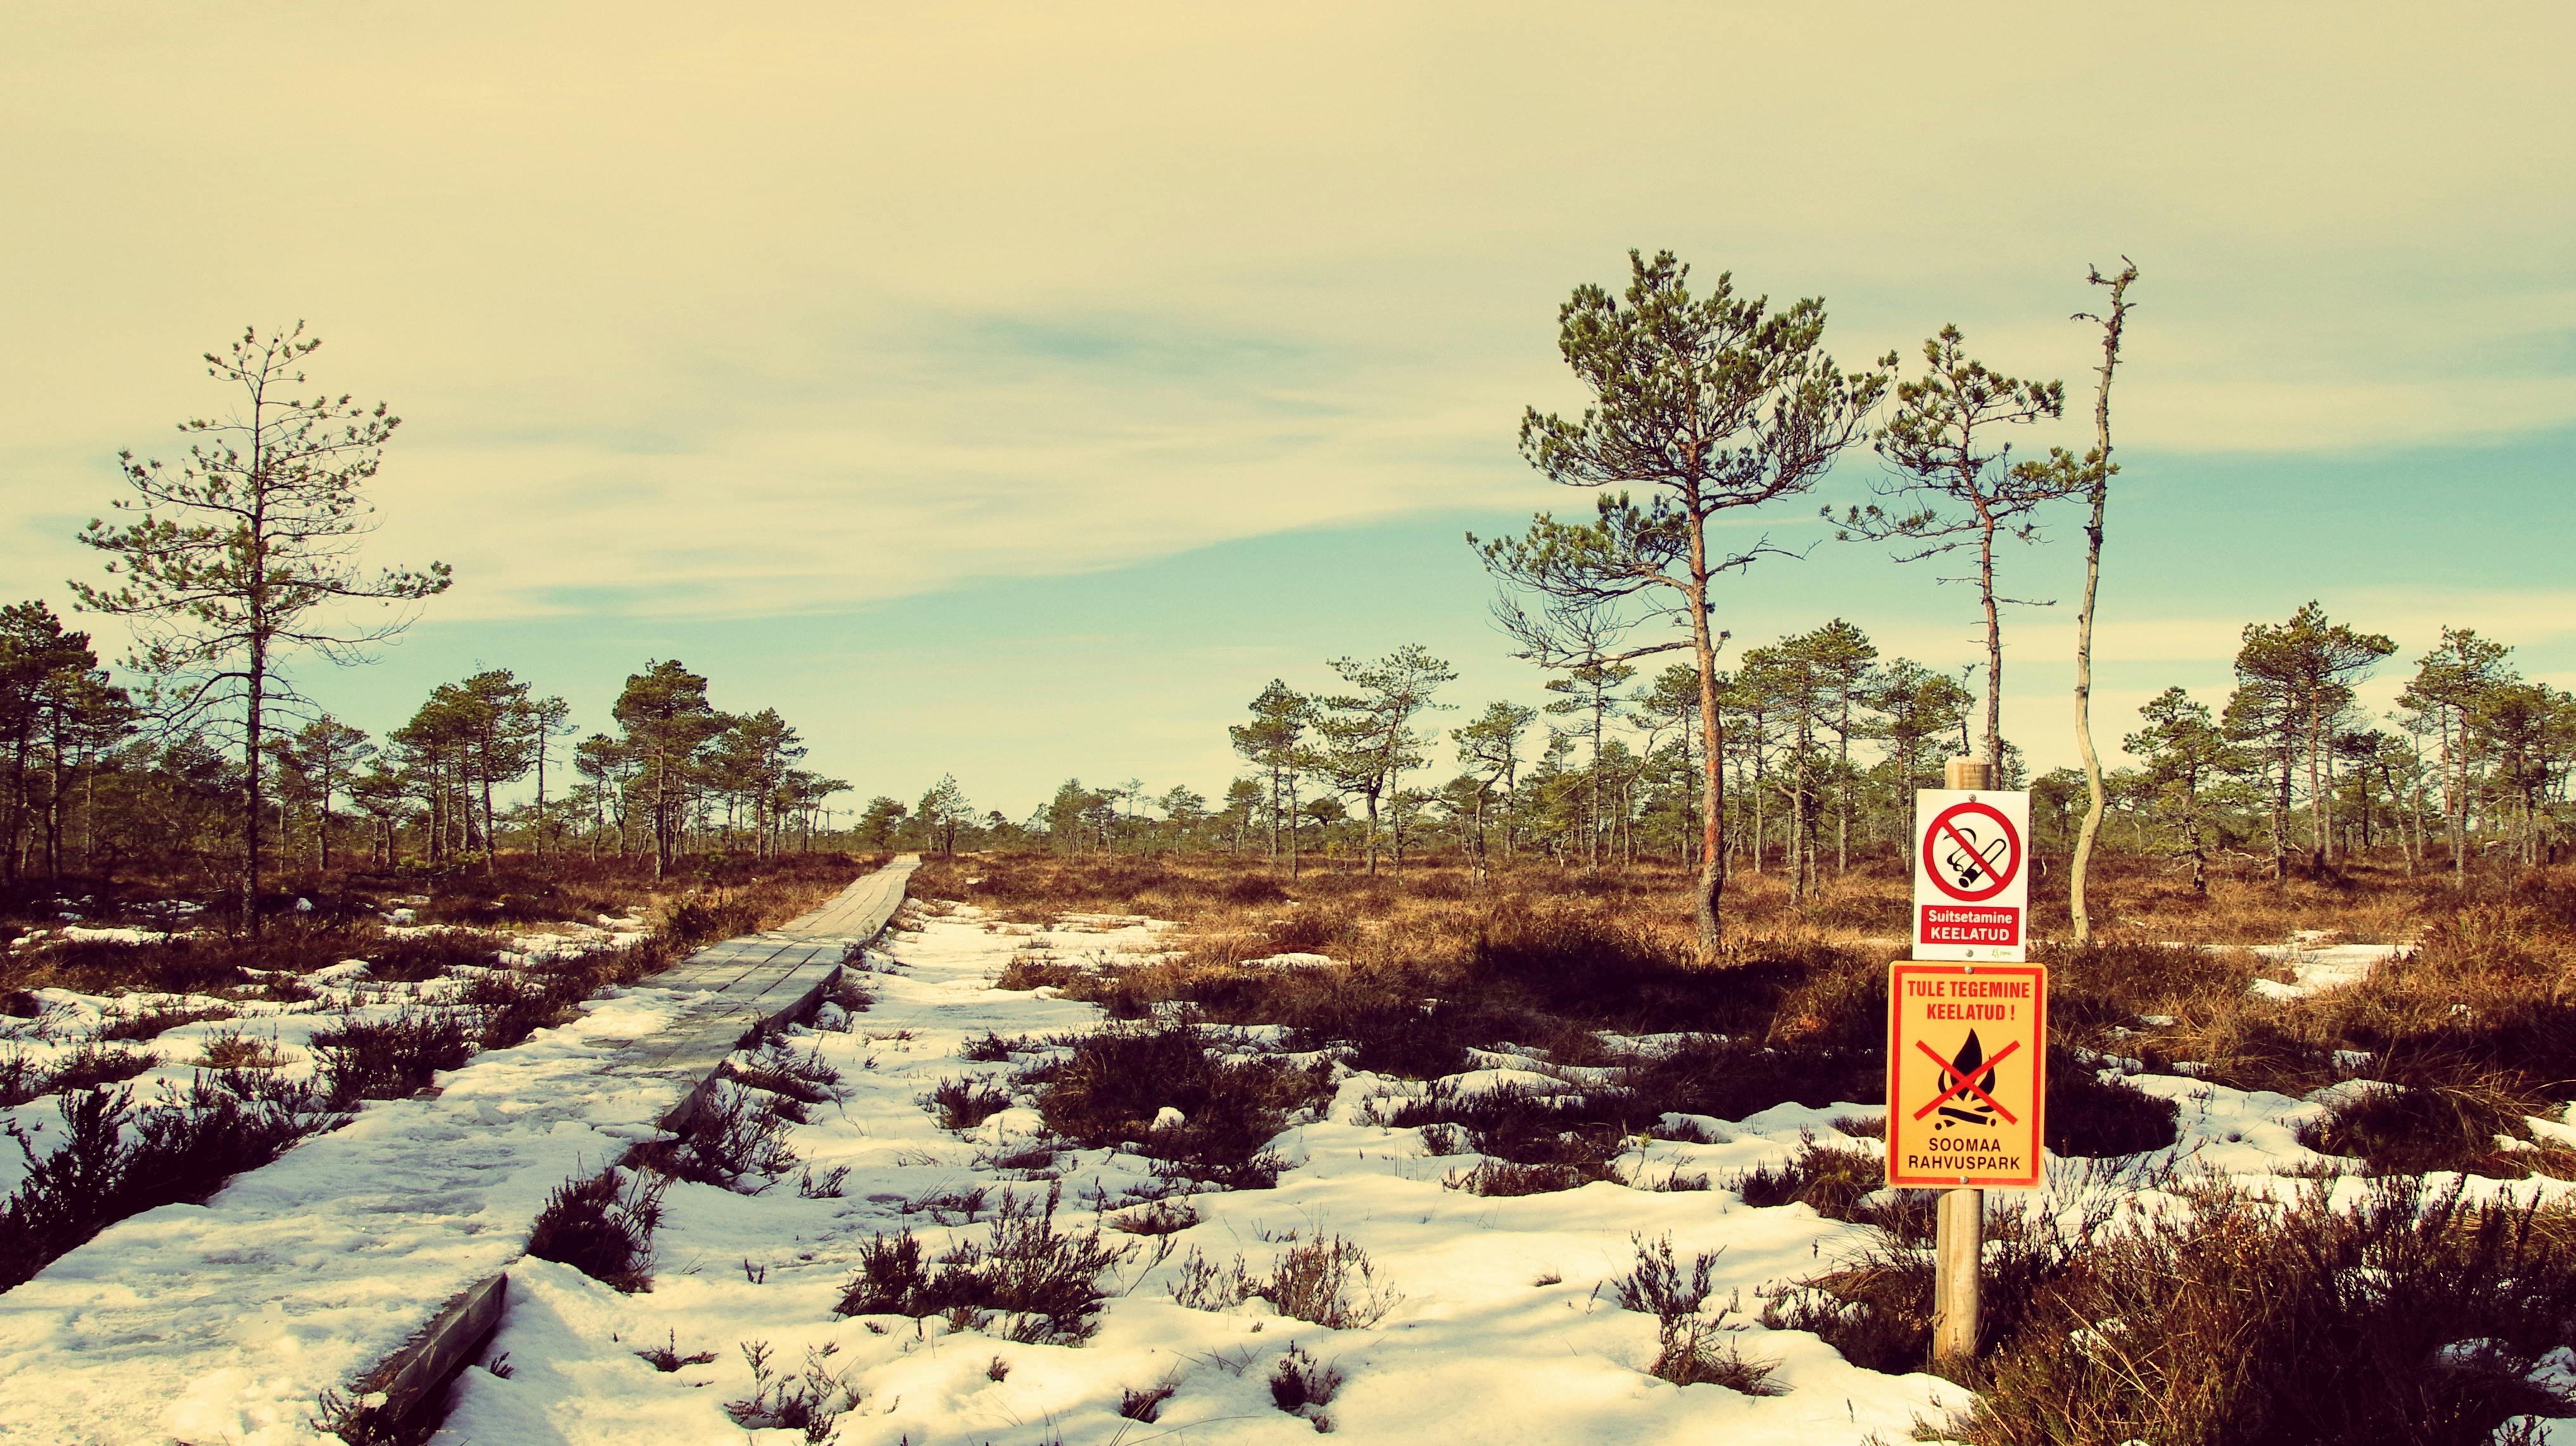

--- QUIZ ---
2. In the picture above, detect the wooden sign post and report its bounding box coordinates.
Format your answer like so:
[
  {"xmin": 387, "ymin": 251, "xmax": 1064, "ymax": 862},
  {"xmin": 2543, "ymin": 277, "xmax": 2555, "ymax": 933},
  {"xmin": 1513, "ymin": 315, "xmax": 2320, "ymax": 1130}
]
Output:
[{"xmin": 1891, "ymin": 758, "xmax": 2047, "ymax": 1369}]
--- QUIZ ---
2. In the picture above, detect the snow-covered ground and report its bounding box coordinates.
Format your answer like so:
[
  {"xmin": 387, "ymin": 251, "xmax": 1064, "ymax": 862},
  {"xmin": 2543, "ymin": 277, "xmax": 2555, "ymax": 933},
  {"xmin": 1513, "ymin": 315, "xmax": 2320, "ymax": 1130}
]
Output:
[
  {"xmin": 2247, "ymin": 930, "xmax": 2409, "ymax": 1001},
  {"xmin": 438, "ymin": 904, "xmax": 2537, "ymax": 1446},
  {"xmin": 0, "ymin": 917, "xmax": 648, "ymax": 1199},
  {"xmin": 435, "ymin": 907, "xmax": 1963, "ymax": 1444},
  {"xmin": 0, "ymin": 977, "xmax": 705, "ymax": 1446},
  {"xmin": 9, "ymin": 893, "xmax": 2567, "ymax": 1445}
]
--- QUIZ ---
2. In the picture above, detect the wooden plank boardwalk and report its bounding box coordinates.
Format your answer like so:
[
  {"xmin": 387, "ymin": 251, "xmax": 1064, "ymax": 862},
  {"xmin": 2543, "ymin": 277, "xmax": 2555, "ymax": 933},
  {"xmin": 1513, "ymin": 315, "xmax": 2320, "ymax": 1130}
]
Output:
[
  {"xmin": 616, "ymin": 856, "xmax": 921, "ymax": 1129},
  {"xmin": 0, "ymin": 854, "xmax": 919, "ymax": 1446}
]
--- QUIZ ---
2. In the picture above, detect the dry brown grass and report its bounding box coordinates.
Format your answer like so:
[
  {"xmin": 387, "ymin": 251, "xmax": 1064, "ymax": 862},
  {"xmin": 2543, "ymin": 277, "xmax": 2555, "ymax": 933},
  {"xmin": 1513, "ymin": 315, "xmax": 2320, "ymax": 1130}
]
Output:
[
  {"xmin": 913, "ymin": 850, "xmax": 2576, "ymax": 1439},
  {"xmin": 1917, "ymin": 1175, "xmax": 2576, "ymax": 1445},
  {"xmin": 923, "ymin": 852, "xmax": 2576, "ymax": 1178},
  {"xmin": 0, "ymin": 852, "xmax": 884, "ymax": 1001},
  {"xmin": 2116, "ymin": 876, "xmax": 2576, "ymax": 1173}
]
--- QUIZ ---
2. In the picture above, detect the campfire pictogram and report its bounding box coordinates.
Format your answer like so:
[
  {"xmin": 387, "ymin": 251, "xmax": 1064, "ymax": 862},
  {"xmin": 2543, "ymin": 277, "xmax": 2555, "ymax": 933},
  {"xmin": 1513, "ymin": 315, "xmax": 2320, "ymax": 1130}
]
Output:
[{"xmin": 1932, "ymin": 1029, "xmax": 1998, "ymax": 1129}]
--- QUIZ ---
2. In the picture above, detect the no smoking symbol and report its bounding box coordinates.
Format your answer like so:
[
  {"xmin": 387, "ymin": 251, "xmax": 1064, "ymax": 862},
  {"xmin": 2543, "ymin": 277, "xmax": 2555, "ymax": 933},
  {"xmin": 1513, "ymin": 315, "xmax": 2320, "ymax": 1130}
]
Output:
[{"xmin": 1923, "ymin": 801, "xmax": 2021, "ymax": 902}]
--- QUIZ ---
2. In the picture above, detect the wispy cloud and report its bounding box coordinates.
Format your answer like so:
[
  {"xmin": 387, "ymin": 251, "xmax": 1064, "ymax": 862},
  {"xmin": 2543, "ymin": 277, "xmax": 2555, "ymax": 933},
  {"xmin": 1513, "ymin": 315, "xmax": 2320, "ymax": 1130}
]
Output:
[{"xmin": 3, "ymin": 2, "xmax": 2570, "ymax": 637}]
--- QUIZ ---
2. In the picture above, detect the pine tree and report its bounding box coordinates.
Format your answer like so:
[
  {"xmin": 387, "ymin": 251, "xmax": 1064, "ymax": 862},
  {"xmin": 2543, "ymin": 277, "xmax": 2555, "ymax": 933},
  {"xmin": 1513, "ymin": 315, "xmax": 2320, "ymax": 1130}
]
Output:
[
  {"xmin": 2230, "ymin": 605, "xmax": 2395, "ymax": 880},
  {"xmin": 72, "ymin": 325, "xmax": 449, "ymax": 928},
  {"xmin": 1451, "ymin": 701, "xmax": 1536, "ymax": 872},
  {"xmin": 2125, "ymin": 687, "xmax": 2242, "ymax": 896},
  {"xmin": 918, "ymin": 774, "xmax": 971, "ymax": 854},
  {"xmin": 612, "ymin": 660, "xmax": 727, "ymax": 878},
  {"xmin": 0, "ymin": 603, "xmax": 131, "ymax": 883},
  {"xmin": 2398, "ymin": 628, "xmax": 2513, "ymax": 887},
  {"xmin": 1306, "ymin": 645, "xmax": 1455, "ymax": 875},
  {"xmin": 1838, "ymin": 326, "xmax": 2077, "ymax": 777},
  {"xmin": 1229, "ymin": 681, "xmax": 1310, "ymax": 875},
  {"xmin": 1479, "ymin": 251, "xmax": 1885, "ymax": 945}
]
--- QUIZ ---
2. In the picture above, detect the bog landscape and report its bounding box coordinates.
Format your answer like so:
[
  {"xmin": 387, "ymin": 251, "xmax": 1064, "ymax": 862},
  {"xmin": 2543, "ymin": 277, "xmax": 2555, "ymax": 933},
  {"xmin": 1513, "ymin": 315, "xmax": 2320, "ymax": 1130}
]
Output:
[{"xmin": 2, "ymin": 9, "xmax": 2570, "ymax": 1446}]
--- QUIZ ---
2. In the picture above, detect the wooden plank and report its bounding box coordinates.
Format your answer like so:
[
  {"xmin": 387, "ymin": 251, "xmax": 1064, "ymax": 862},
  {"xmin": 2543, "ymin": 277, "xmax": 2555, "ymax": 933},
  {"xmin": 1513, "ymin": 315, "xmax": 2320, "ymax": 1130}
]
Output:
[
  {"xmin": 356, "ymin": 1272, "xmax": 510, "ymax": 1431},
  {"xmin": 336, "ymin": 861, "xmax": 930, "ymax": 1440}
]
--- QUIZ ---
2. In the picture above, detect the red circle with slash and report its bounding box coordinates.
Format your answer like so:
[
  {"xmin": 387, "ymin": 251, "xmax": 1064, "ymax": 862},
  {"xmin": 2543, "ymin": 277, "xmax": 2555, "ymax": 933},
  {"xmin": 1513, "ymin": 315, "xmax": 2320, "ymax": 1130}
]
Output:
[{"xmin": 1922, "ymin": 800, "xmax": 2021, "ymax": 903}]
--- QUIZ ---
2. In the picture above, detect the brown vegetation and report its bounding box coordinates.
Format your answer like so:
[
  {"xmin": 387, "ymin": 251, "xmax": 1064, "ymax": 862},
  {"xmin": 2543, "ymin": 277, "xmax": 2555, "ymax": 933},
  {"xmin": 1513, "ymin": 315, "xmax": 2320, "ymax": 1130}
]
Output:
[{"xmin": 924, "ymin": 851, "xmax": 2576, "ymax": 1184}]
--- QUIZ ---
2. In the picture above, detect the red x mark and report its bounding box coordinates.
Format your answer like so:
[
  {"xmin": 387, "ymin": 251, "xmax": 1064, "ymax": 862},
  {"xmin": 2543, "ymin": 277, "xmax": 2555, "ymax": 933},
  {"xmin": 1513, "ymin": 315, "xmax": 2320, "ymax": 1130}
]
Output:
[{"xmin": 1911, "ymin": 1037, "xmax": 2021, "ymax": 1124}]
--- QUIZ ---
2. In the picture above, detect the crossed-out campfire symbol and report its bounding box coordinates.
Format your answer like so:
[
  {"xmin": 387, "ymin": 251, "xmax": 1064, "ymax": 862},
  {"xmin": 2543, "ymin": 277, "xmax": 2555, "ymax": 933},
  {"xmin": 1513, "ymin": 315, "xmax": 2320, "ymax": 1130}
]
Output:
[{"xmin": 1913, "ymin": 1029, "xmax": 2021, "ymax": 1128}]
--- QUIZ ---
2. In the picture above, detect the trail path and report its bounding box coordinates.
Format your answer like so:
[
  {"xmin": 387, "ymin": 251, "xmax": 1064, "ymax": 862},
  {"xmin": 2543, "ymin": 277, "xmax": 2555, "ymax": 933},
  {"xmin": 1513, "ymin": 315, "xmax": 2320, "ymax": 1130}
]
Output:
[{"xmin": 0, "ymin": 856, "xmax": 918, "ymax": 1446}]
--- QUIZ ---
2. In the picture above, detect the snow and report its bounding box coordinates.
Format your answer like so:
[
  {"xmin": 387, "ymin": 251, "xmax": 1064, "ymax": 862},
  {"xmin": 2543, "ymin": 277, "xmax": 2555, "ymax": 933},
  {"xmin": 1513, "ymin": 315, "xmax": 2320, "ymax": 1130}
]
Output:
[
  {"xmin": 0, "ymin": 980, "xmax": 704, "ymax": 1445},
  {"xmin": 435, "ymin": 908, "xmax": 1974, "ymax": 1446},
  {"xmin": 8, "ymin": 890, "xmax": 2568, "ymax": 1444},
  {"xmin": 59, "ymin": 925, "xmax": 175, "ymax": 946},
  {"xmin": 2247, "ymin": 939, "xmax": 2407, "ymax": 1000}
]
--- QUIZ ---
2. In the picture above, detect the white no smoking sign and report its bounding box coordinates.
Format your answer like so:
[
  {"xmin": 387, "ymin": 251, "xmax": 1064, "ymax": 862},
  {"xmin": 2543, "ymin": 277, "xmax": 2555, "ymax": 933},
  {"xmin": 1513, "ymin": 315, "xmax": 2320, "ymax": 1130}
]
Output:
[{"xmin": 1913, "ymin": 788, "xmax": 2029, "ymax": 961}]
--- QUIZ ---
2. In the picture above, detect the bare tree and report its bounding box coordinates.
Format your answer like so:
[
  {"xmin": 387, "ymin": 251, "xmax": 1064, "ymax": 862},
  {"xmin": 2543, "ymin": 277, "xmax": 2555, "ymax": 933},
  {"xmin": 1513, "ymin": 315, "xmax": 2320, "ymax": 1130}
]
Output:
[
  {"xmin": 73, "ymin": 324, "xmax": 450, "ymax": 929},
  {"xmin": 2066, "ymin": 260, "xmax": 2138, "ymax": 944}
]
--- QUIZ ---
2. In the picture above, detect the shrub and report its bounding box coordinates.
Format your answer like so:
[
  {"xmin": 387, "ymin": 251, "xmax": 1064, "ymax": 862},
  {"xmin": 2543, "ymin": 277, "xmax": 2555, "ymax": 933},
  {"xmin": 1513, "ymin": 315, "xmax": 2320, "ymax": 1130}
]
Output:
[
  {"xmin": 1734, "ymin": 1136, "xmax": 1914, "ymax": 1234},
  {"xmin": 1381, "ymin": 1079, "xmax": 1630, "ymax": 1195},
  {"xmin": 796, "ymin": 1165, "xmax": 850, "ymax": 1198},
  {"xmin": 195, "ymin": 1031, "xmax": 287, "ymax": 1070},
  {"xmin": 633, "ymin": 1330, "xmax": 717, "ymax": 1371},
  {"xmin": 836, "ymin": 1229, "xmax": 935, "ymax": 1316},
  {"xmin": 464, "ymin": 960, "xmax": 606, "ymax": 1051},
  {"xmin": 1649, "ymin": 1316, "xmax": 1784, "ymax": 1394},
  {"xmin": 1111, "ymin": 1196, "xmax": 1201, "ymax": 1234},
  {"xmin": 629, "ymin": 1082, "xmax": 797, "ymax": 1189},
  {"xmin": 526, "ymin": 1167, "xmax": 667, "ymax": 1291},
  {"xmin": 823, "ymin": 971, "xmax": 874, "ymax": 1015},
  {"xmin": 1031, "ymin": 1024, "xmax": 1331, "ymax": 1188},
  {"xmin": 1444, "ymin": 1158, "xmax": 1613, "ymax": 1196},
  {"xmin": 1265, "ymin": 1236, "xmax": 1401, "ymax": 1328},
  {"xmin": 930, "ymin": 1184, "xmax": 1130, "ymax": 1343},
  {"xmin": 99, "ymin": 1003, "xmax": 234, "ymax": 1042},
  {"xmin": 1268, "ymin": 1341, "xmax": 1342, "ymax": 1417},
  {"xmin": 1262, "ymin": 904, "xmax": 1354, "ymax": 956},
  {"xmin": 1952, "ymin": 1176, "xmax": 2576, "ymax": 1445},
  {"xmin": 926, "ymin": 1077, "xmax": 1013, "ymax": 1131},
  {"xmin": 2045, "ymin": 1048, "xmax": 2182, "ymax": 1158},
  {"xmin": 1168, "ymin": 1247, "xmax": 1260, "ymax": 1312},
  {"xmin": 1220, "ymin": 873, "xmax": 1291, "ymax": 906},
  {"xmin": 1119, "ymin": 1381, "xmax": 1179, "ymax": 1422},
  {"xmin": 13, "ymin": 936, "xmax": 250, "ymax": 996},
  {"xmin": 1168, "ymin": 1237, "xmax": 1400, "ymax": 1328},
  {"xmin": 311, "ymin": 1009, "xmax": 476, "ymax": 1102},
  {"xmin": 0, "ymin": 1077, "xmax": 338, "ymax": 1291},
  {"xmin": 2295, "ymin": 1080, "xmax": 2563, "ymax": 1178},
  {"xmin": 1622, "ymin": 1033, "xmax": 1880, "ymax": 1127},
  {"xmin": 833, "ymin": 1184, "xmax": 1130, "ymax": 1343},
  {"xmin": 1614, "ymin": 1234, "xmax": 1717, "ymax": 1320},
  {"xmin": 0, "ymin": 1043, "xmax": 156, "ymax": 1107},
  {"xmin": 360, "ymin": 930, "xmax": 506, "ymax": 983},
  {"xmin": 731, "ymin": 1039, "xmax": 849, "ymax": 1111},
  {"xmin": 995, "ymin": 954, "xmax": 1083, "ymax": 991},
  {"xmin": 1762, "ymin": 1189, "xmax": 2092, "ymax": 1375},
  {"xmin": 724, "ymin": 1340, "xmax": 860, "ymax": 1443},
  {"xmin": 2044, "ymin": 939, "xmax": 2260, "ymax": 1041}
]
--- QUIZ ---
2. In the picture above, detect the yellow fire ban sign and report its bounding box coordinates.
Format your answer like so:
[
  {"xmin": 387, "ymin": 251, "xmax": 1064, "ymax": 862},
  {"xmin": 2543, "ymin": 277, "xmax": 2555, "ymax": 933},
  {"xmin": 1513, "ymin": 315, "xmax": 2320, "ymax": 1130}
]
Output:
[{"xmin": 1886, "ymin": 961, "xmax": 2048, "ymax": 1189}]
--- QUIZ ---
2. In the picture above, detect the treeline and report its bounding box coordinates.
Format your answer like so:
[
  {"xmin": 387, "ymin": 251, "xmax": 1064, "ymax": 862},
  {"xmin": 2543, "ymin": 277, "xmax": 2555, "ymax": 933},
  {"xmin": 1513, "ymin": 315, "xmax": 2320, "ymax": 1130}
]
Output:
[
  {"xmin": 0, "ymin": 607, "xmax": 849, "ymax": 889},
  {"xmin": 902, "ymin": 604, "xmax": 2568, "ymax": 891}
]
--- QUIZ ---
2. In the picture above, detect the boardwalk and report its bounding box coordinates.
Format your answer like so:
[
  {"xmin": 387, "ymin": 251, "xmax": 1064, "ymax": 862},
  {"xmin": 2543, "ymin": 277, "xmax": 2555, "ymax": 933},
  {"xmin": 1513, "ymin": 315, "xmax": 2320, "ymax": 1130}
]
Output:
[
  {"xmin": 0, "ymin": 855, "xmax": 917, "ymax": 1446},
  {"xmin": 613, "ymin": 858, "xmax": 921, "ymax": 1127}
]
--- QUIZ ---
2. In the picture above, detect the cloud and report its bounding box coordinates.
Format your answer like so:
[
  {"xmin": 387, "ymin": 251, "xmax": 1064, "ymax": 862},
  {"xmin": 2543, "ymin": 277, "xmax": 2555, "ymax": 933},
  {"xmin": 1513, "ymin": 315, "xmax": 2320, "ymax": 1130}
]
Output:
[{"xmin": 3, "ymin": 2, "xmax": 2570, "ymax": 629}]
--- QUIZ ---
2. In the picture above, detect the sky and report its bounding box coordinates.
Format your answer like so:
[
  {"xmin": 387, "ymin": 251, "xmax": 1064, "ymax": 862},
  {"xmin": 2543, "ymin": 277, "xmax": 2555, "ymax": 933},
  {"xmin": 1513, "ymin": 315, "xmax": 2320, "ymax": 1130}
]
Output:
[{"xmin": 2, "ymin": 4, "xmax": 2570, "ymax": 821}]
